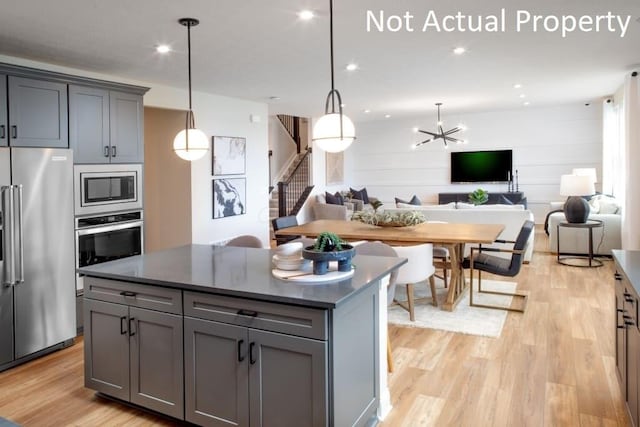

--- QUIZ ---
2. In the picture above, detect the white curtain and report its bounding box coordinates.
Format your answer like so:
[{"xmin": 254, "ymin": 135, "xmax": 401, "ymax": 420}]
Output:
[
  {"xmin": 602, "ymin": 98, "xmax": 624, "ymax": 197},
  {"xmin": 623, "ymin": 72, "xmax": 640, "ymax": 250}
]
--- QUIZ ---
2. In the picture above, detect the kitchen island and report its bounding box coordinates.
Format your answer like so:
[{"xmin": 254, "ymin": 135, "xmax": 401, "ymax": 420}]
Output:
[{"xmin": 79, "ymin": 244, "xmax": 405, "ymax": 427}]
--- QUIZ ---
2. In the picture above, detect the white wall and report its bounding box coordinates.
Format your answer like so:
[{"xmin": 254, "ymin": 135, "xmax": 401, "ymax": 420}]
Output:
[
  {"xmin": 346, "ymin": 104, "xmax": 603, "ymax": 223},
  {"xmin": 0, "ymin": 54, "xmax": 270, "ymax": 245},
  {"xmin": 268, "ymin": 115, "xmax": 297, "ymax": 185}
]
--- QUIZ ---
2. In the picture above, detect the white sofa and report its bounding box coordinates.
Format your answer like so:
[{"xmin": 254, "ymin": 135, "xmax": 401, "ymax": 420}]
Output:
[
  {"xmin": 386, "ymin": 204, "xmax": 535, "ymax": 262},
  {"xmin": 547, "ymin": 212, "xmax": 621, "ymax": 255}
]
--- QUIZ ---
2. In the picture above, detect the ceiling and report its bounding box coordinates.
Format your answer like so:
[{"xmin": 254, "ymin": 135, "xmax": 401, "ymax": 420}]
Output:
[{"xmin": 1, "ymin": 0, "xmax": 639, "ymax": 122}]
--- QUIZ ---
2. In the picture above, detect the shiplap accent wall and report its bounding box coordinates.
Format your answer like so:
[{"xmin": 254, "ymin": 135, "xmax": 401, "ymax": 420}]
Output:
[{"xmin": 346, "ymin": 104, "xmax": 603, "ymax": 223}]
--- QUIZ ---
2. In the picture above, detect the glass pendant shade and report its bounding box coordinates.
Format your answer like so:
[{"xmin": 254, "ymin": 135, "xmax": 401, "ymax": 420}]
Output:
[
  {"xmin": 312, "ymin": 113, "xmax": 355, "ymax": 153},
  {"xmin": 173, "ymin": 128, "xmax": 209, "ymax": 161}
]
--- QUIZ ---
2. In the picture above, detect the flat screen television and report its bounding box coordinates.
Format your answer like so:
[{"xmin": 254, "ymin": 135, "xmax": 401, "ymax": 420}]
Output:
[{"xmin": 451, "ymin": 149, "xmax": 512, "ymax": 183}]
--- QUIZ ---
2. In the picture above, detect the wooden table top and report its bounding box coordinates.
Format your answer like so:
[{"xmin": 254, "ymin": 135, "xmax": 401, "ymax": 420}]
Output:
[{"xmin": 275, "ymin": 220, "xmax": 505, "ymax": 245}]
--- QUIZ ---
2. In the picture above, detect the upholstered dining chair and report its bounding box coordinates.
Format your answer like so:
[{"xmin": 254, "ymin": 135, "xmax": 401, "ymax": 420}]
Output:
[
  {"xmin": 464, "ymin": 220, "xmax": 535, "ymax": 312},
  {"xmin": 428, "ymin": 221, "xmax": 451, "ymax": 288},
  {"xmin": 271, "ymin": 215, "xmax": 300, "ymax": 246},
  {"xmin": 391, "ymin": 243, "xmax": 437, "ymax": 321},
  {"xmin": 354, "ymin": 241, "xmax": 399, "ymax": 372},
  {"xmin": 225, "ymin": 235, "xmax": 263, "ymax": 248}
]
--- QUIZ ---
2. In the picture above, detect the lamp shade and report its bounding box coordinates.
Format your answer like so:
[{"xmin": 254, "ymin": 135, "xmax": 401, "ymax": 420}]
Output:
[
  {"xmin": 312, "ymin": 113, "xmax": 355, "ymax": 153},
  {"xmin": 173, "ymin": 128, "xmax": 209, "ymax": 161},
  {"xmin": 571, "ymin": 168, "xmax": 597, "ymax": 184},
  {"xmin": 559, "ymin": 174, "xmax": 595, "ymax": 196}
]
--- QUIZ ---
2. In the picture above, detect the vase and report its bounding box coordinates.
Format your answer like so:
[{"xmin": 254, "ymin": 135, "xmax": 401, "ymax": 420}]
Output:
[{"xmin": 302, "ymin": 245, "xmax": 355, "ymax": 275}]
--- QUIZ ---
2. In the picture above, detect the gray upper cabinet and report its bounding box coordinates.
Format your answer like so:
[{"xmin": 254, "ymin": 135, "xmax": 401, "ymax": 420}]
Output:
[
  {"xmin": 7, "ymin": 76, "xmax": 68, "ymax": 148},
  {"xmin": 69, "ymin": 85, "xmax": 109, "ymax": 164},
  {"xmin": 109, "ymin": 91, "xmax": 143, "ymax": 164},
  {"xmin": 70, "ymin": 87, "xmax": 143, "ymax": 164},
  {"xmin": 0, "ymin": 74, "xmax": 7, "ymax": 147}
]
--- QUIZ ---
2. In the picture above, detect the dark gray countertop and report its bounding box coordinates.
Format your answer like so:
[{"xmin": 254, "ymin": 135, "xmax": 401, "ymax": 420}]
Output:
[
  {"xmin": 78, "ymin": 244, "xmax": 406, "ymax": 309},
  {"xmin": 613, "ymin": 250, "xmax": 640, "ymax": 296}
]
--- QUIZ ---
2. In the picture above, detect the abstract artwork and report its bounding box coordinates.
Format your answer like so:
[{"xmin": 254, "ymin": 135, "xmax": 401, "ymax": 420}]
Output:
[
  {"xmin": 213, "ymin": 178, "xmax": 246, "ymax": 218},
  {"xmin": 213, "ymin": 136, "xmax": 246, "ymax": 175},
  {"xmin": 325, "ymin": 151, "xmax": 344, "ymax": 185}
]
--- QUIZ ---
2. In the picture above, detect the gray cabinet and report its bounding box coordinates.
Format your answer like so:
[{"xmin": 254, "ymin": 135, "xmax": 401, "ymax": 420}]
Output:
[
  {"xmin": 84, "ymin": 279, "xmax": 183, "ymax": 419},
  {"xmin": 0, "ymin": 74, "xmax": 6, "ymax": 147},
  {"xmin": 70, "ymin": 87, "xmax": 143, "ymax": 164},
  {"xmin": 7, "ymin": 76, "xmax": 68, "ymax": 148},
  {"xmin": 184, "ymin": 317, "xmax": 327, "ymax": 427}
]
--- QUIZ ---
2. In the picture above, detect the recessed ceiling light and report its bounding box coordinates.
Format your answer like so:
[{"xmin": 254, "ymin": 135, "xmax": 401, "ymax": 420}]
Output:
[
  {"xmin": 523, "ymin": 101, "xmax": 530, "ymax": 106},
  {"xmin": 345, "ymin": 63, "xmax": 358, "ymax": 71},
  {"xmin": 269, "ymin": 96, "xmax": 281, "ymax": 101},
  {"xmin": 453, "ymin": 47, "xmax": 466, "ymax": 55},
  {"xmin": 156, "ymin": 44, "xmax": 171, "ymax": 54},
  {"xmin": 513, "ymin": 83, "xmax": 522, "ymax": 89},
  {"xmin": 298, "ymin": 10, "xmax": 314, "ymax": 20},
  {"xmin": 363, "ymin": 109, "xmax": 371, "ymax": 113},
  {"xmin": 385, "ymin": 114, "xmax": 391, "ymax": 118},
  {"xmin": 519, "ymin": 94, "xmax": 526, "ymax": 99}
]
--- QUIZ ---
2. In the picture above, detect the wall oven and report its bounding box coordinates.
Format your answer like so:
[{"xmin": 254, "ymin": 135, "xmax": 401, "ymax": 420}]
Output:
[
  {"xmin": 74, "ymin": 164, "xmax": 142, "ymax": 216},
  {"xmin": 75, "ymin": 211, "xmax": 143, "ymax": 295}
]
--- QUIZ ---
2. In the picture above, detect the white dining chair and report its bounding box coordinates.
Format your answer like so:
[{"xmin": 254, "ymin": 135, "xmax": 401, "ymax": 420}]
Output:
[{"xmin": 392, "ymin": 243, "xmax": 437, "ymax": 321}]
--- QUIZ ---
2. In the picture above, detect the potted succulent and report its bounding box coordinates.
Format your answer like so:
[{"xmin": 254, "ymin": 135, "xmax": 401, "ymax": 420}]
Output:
[
  {"xmin": 468, "ymin": 188, "xmax": 489, "ymax": 205},
  {"xmin": 302, "ymin": 231, "xmax": 355, "ymax": 275}
]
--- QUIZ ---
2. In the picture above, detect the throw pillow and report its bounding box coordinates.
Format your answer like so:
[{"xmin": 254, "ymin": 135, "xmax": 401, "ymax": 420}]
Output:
[
  {"xmin": 350, "ymin": 187, "xmax": 370, "ymax": 204},
  {"xmin": 595, "ymin": 195, "xmax": 620, "ymax": 214},
  {"xmin": 325, "ymin": 191, "xmax": 344, "ymax": 205},
  {"xmin": 498, "ymin": 195, "xmax": 514, "ymax": 205},
  {"xmin": 588, "ymin": 198, "xmax": 600, "ymax": 214},
  {"xmin": 394, "ymin": 195, "xmax": 422, "ymax": 206}
]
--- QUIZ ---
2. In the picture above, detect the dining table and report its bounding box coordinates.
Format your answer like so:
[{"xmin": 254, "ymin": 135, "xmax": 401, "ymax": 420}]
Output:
[{"xmin": 275, "ymin": 219, "xmax": 505, "ymax": 311}]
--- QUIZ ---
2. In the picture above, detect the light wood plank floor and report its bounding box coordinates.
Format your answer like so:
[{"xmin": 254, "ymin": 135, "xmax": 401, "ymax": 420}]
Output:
[{"xmin": 0, "ymin": 227, "xmax": 629, "ymax": 426}]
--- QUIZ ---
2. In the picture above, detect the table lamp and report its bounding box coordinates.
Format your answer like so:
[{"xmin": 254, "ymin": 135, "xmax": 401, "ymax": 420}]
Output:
[
  {"xmin": 560, "ymin": 174, "xmax": 595, "ymax": 223},
  {"xmin": 572, "ymin": 168, "xmax": 598, "ymax": 187}
]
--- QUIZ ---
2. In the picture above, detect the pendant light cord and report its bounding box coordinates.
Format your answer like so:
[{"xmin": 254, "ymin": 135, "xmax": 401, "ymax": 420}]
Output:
[
  {"xmin": 329, "ymin": 0, "xmax": 335, "ymax": 112},
  {"xmin": 187, "ymin": 21, "xmax": 193, "ymax": 114}
]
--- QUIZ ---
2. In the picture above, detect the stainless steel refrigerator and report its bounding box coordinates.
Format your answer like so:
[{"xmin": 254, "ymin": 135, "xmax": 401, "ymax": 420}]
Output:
[{"xmin": 1, "ymin": 147, "xmax": 75, "ymax": 369}]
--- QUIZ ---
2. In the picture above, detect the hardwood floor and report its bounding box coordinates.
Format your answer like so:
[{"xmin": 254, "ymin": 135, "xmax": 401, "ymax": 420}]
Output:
[{"xmin": 0, "ymin": 227, "xmax": 629, "ymax": 426}]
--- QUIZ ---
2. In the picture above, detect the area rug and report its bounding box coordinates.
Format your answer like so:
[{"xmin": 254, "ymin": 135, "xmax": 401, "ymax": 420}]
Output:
[{"xmin": 387, "ymin": 279, "xmax": 518, "ymax": 338}]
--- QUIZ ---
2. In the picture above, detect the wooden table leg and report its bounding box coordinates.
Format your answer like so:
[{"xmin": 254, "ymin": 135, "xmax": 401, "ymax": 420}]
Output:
[{"xmin": 442, "ymin": 243, "xmax": 468, "ymax": 311}]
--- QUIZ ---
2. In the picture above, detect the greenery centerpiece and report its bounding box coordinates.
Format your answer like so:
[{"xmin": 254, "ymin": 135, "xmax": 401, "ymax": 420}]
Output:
[
  {"xmin": 468, "ymin": 188, "xmax": 489, "ymax": 205},
  {"xmin": 351, "ymin": 210, "xmax": 426, "ymax": 227},
  {"xmin": 302, "ymin": 231, "xmax": 355, "ymax": 275}
]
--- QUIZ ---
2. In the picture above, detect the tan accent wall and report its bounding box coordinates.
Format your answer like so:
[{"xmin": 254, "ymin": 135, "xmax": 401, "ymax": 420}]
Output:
[{"xmin": 144, "ymin": 107, "xmax": 191, "ymax": 252}]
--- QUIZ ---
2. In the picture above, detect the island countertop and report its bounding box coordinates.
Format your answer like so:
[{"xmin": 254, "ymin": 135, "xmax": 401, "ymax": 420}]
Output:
[{"xmin": 78, "ymin": 244, "xmax": 406, "ymax": 309}]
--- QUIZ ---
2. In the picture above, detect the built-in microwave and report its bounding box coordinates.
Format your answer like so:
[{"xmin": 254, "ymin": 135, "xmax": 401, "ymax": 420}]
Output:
[{"xmin": 74, "ymin": 164, "xmax": 142, "ymax": 216}]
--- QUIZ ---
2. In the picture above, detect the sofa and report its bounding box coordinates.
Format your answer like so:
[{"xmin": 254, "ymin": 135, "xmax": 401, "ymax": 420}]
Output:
[
  {"xmin": 547, "ymin": 196, "xmax": 622, "ymax": 255},
  {"xmin": 387, "ymin": 203, "xmax": 535, "ymax": 262}
]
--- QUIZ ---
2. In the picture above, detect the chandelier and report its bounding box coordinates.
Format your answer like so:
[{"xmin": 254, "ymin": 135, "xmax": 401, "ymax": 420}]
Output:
[{"xmin": 413, "ymin": 103, "xmax": 467, "ymax": 149}]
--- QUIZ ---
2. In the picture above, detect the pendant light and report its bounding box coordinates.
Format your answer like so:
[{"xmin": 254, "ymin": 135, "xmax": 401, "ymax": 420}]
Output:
[
  {"xmin": 173, "ymin": 18, "xmax": 209, "ymax": 161},
  {"xmin": 311, "ymin": 0, "xmax": 355, "ymax": 153},
  {"xmin": 412, "ymin": 103, "xmax": 467, "ymax": 149}
]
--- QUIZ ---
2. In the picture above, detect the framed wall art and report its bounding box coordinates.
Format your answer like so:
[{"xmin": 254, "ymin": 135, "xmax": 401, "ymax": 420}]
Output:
[
  {"xmin": 213, "ymin": 178, "xmax": 246, "ymax": 219},
  {"xmin": 325, "ymin": 151, "xmax": 344, "ymax": 185},
  {"xmin": 213, "ymin": 136, "xmax": 246, "ymax": 175}
]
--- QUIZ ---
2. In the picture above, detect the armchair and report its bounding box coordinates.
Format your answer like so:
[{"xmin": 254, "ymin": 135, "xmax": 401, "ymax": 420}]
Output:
[{"xmin": 464, "ymin": 220, "xmax": 534, "ymax": 312}]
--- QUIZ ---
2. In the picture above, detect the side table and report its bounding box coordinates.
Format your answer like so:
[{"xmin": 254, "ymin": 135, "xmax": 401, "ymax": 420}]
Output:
[{"xmin": 557, "ymin": 219, "xmax": 603, "ymax": 267}]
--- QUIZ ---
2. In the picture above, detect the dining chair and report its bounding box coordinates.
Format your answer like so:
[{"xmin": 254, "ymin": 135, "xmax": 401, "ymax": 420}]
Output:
[
  {"xmin": 225, "ymin": 235, "xmax": 263, "ymax": 248},
  {"xmin": 391, "ymin": 243, "xmax": 437, "ymax": 321},
  {"xmin": 354, "ymin": 241, "xmax": 399, "ymax": 372},
  {"xmin": 428, "ymin": 221, "xmax": 451, "ymax": 288},
  {"xmin": 464, "ymin": 220, "xmax": 535, "ymax": 312},
  {"xmin": 271, "ymin": 215, "xmax": 300, "ymax": 246}
]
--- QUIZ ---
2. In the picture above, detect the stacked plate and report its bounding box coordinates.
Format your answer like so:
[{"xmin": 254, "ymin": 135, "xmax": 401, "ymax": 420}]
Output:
[{"xmin": 272, "ymin": 242, "xmax": 311, "ymax": 271}]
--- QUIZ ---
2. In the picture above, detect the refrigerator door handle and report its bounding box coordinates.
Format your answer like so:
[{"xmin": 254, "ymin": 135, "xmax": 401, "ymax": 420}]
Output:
[
  {"xmin": 15, "ymin": 185, "xmax": 24, "ymax": 284},
  {"xmin": 1, "ymin": 185, "xmax": 15, "ymax": 286}
]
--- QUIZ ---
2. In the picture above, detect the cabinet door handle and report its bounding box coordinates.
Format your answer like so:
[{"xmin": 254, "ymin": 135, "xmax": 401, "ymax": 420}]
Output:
[
  {"xmin": 111, "ymin": 146, "xmax": 117, "ymax": 157},
  {"xmin": 237, "ymin": 339, "xmax": 245, "ymax": 362},
  {"xmin": 615, "ymin": 273, "xmax": 623, "ymax": 280},
  {"xmin": 104, "ymin": 146, "xmax": 110, "ymax": 157},
  {"xmin": 0, "ymin": 125, "xmax": 5, "ymax": 139},
  {"xmin": 237, "ymin": 309, "xmax": 258, "ymax": 317},
  {"xmin": 129, "ymin": 317, "xmax": 136, "ymax": 336},
  {"xmin": 120, "ymin": 291, "xmax": 137, "ymax": 298},
  {"xmin": 10, "ymin": 126, "xmax": 17, "ymax": 139},
  {"xmin": 120, "ymin": 316, "xmax": 128, "ymax": 335},
  {"xmin": 249, "ymin": 342, "xmax": 256, "ymax": 365}
]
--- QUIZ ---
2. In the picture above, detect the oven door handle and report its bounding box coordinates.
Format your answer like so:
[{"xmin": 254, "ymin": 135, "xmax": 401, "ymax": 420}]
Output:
[{"xmin": 76, "ymin": 220, "xmax": 144, "ymax": 236}]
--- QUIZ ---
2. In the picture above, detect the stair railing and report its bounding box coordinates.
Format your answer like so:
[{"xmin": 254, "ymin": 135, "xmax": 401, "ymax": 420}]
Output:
[
  {"xmin": 277, "ymin": 148, "xmax": 312, "ymax": 216},
  {"xmin": 276, "ymin": 114, "xmax": 301, "ymax": 153}
]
